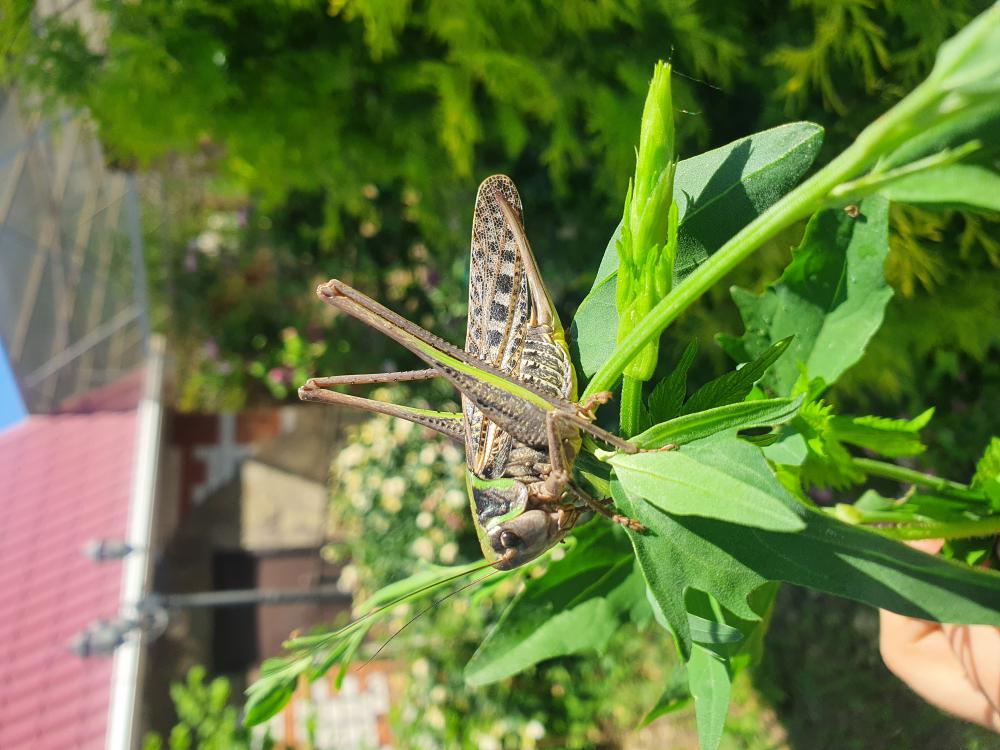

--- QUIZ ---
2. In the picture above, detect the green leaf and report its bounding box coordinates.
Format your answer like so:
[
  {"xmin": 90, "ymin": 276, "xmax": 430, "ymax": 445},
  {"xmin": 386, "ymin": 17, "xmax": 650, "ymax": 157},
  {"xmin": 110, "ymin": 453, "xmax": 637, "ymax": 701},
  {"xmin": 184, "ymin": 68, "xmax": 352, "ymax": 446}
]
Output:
[
  {"xmin": 972, "ymin": 436, "xmax": 1000, "ymax": 488},
  {"xmin": 633, "ymin": 396, "xmax": 802, "ymax": 448},
  {"xmin": 720, "ymin": 195, "xmax": 892, "ymax": 395},
  {"xmin": 882, "ymin": 164, "xmax": 1000, "ymax": 212},
  {"xmin": 687, "ymin": 613, "xmax": 745, "ymax": 645},
  {"xmin": 762, "ymin": 431, "xmax": 808, "ymax": 466},
  {"xmin": 610, "ymin": 436, "xmax": 806, "ymax": 531},
  {"xmin": 672, "ymin": 502, "xmax": 1000, "ymax": 629},
  {"xmin": 883, "ymin": 100, "xmax": 1000, "ymax": 170},
  {"xmin": 926, "ymin": 3, "xmax": 1000, "ymax": 98},
  {"xmin": 648, "ymin": 340, "xmax": 698, "ymax": 422},
  {"xmin": 613, "ymin": 480, "xmax": 768, "ymax": 658},
  {"xmin": 669, "ymin": 122, "xmax": 825, "ymax": 281},
  {"xmin": 242, "ymin": 660, "xmax": 304, "ymax": 727},
  {"xmin": 307, "ymin": 639, "xmax": 351, "ymax": 682},
  {"xmin": 789, "ymin": 399, "xmax": 864, "ymax": 490},
  {"xmin": 828, "ymin": 408, "xmax": 933, "ymax": 458},
  {"xmin": 642, "ymin": 664, "xmax": 692, "ymax": 726},
  {"xmin": 464, "ymin": 523, "xmax": 647, "ymax": 686},
  {"xmin": 689, "ymin": 644, "xmax": 731, "ymax": 750},
  {"xmin": 573, "ymin": 122, "xmax": 825, "ymax": 377},
  {"xmin": 683, "ymin": 337, "xmax": 792, "ymax": 413}
]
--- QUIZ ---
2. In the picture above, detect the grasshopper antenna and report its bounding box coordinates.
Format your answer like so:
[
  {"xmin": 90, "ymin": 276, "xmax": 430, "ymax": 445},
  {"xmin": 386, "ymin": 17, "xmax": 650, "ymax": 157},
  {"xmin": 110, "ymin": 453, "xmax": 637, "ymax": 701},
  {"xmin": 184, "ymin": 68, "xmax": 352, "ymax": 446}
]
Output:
[
  {"xmin": 359, "ymin": 563, "xmax": 505, "ymax": 669},
  {"xmin": 665, "ymin": 44, "xmax": 722, "ymax": 93},
  {"xmin": 290, "ymin": 558, "xmax": 503, "ymax": 654}
]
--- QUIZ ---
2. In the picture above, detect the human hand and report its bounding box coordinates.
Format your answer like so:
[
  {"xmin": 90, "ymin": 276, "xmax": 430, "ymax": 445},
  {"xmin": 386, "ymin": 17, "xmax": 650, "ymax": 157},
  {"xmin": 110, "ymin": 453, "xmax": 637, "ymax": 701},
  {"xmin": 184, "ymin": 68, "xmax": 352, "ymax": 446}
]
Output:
[{"xmin": 879, "ymin": 538, "xmax": 1000, "ymax": 732}]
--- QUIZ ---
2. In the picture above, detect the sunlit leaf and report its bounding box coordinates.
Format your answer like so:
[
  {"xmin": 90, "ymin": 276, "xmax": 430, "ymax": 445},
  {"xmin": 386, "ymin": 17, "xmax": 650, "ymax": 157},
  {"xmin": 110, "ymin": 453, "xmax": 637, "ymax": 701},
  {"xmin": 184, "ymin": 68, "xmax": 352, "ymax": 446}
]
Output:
[
  {"xmin": 720, "ymin": 195, "xmax": 892, "ymax": 395},
  {"xmin": 611, "ymin": 436, "xmax": 806, "ymax": 531},
  {"xmin": 882, "ymin": 164, "xmax": 1000, "ymax": 212},
  {"xmin": 633, "ymin": 396, "xmax": 802, "ymax": 449},
  {"xmin": 682, "ymin": 337, "xmax": 792, "ymax": 413},
  {"xmin": 689, "ymin": 644, "xmax": 731, "ymax": 750},
  {"xmin": 464, "ymin": 524, "xmax": 648, "ymax": 686}
]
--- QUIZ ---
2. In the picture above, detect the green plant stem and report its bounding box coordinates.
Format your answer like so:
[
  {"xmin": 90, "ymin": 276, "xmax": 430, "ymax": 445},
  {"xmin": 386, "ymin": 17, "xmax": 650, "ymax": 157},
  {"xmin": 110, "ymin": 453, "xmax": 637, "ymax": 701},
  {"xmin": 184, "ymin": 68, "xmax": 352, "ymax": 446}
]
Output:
[
  {"xmin": 852, "ymin": 457, "xmax": 984, "ymax": 501},
  {"xmin": 619, "ymin": 375, "xmax": 643, "ymax": 438},
  {"xmin": 868, "ymin": 515, "xmax": 1000, "ymax": 541},
  {"xmin": 582, "ymin": 75, "xmax": 944, "ymax": 399},
  {"xmin": 828, "ymin": 139, "xmax": 981, "ymax": 200}
]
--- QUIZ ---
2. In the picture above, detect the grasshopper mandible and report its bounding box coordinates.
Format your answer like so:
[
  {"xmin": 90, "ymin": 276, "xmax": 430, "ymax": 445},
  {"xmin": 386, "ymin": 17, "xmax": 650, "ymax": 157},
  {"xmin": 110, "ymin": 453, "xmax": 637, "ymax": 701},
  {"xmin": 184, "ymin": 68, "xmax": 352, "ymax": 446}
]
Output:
[{"xmin": 300, "ymin": 175, "xmax": 646, "ymax": 570}]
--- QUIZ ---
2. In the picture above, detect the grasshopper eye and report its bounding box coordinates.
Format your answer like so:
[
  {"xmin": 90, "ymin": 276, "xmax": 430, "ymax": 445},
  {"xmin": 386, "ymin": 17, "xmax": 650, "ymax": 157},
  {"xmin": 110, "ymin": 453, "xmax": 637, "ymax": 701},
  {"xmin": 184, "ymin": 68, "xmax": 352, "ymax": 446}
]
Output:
[
  {"xmin": 488, "ymin": 509, "xmax": 563, "ymax": 570},
  {"xmin": 499, "ymin": 530, "xmax": 521, "ymax": 549}
]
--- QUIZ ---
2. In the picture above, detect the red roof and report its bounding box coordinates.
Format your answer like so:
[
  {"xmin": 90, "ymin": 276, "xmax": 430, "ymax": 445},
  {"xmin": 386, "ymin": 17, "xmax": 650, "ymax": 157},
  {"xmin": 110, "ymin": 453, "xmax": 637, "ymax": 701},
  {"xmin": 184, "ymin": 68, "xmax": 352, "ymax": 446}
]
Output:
[
  {"xmin": 57, "ymin": 368, "xmax": 146, "ymax": 415},
  {"xmin": 0, "ymin": 409, "xmax": 138, "ymax": 749}
]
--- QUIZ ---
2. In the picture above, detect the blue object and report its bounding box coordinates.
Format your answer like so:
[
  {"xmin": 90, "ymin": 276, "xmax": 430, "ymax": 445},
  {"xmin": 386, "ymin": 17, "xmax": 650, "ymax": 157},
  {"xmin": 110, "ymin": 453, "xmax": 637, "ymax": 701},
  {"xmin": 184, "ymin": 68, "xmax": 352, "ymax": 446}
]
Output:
[{"xmin": 0, "ymin": 340, "xmax": 27, "ymax": 432}]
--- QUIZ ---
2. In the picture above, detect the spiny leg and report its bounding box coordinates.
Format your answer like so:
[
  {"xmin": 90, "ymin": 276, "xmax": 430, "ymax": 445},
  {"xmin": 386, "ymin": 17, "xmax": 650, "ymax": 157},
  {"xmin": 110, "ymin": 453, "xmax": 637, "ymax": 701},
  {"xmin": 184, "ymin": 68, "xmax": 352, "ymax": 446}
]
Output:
[
  {"xmin": 304, "ymin": 369, "xmax": 439, "ymax": 388},
  {"xmin": 569, "ymin": 480, "xmax": 646, "ymax": 532},
  {"xmin": 543, "ymin": 409, "xmax": 651, "ymax": 531},
  {"xmin": 299, "ymin": 376, "xmax": 464, "ymax": 443}
]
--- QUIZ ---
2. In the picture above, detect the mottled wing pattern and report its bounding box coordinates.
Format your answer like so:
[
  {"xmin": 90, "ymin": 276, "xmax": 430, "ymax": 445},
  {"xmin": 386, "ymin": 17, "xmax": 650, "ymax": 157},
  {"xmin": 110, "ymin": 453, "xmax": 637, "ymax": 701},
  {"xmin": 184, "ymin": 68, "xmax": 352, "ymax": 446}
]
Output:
[{"xmin": 464, "ymin": 175, "xmax": 531, "ymax": 477}]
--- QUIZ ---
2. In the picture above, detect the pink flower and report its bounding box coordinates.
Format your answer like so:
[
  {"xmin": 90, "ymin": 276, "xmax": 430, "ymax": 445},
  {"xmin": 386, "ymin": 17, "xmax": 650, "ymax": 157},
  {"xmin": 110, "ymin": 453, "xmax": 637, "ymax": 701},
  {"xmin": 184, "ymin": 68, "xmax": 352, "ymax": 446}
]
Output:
[{"xmin": 267, "ymin": 366, "xmax": 293, "ymax": 385}]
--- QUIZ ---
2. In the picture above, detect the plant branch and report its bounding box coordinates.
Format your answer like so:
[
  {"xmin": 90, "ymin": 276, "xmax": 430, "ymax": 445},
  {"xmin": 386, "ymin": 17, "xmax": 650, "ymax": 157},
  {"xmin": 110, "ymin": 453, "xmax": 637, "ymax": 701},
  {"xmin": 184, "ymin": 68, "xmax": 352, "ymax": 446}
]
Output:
[
  {"xmin": 828, "ymin": 139, "xmax": 982, "ymax": 201},
  {"xmin": 619, "ymin": 375, "xmax": 643, "ymax": 438},
  {"xmin": 864, "ymin": 516, "xmax": 1000, "ymax": 542},
  {"xmin": 851, "ymin": 457, "xmax": 985, "ymax": 502}
]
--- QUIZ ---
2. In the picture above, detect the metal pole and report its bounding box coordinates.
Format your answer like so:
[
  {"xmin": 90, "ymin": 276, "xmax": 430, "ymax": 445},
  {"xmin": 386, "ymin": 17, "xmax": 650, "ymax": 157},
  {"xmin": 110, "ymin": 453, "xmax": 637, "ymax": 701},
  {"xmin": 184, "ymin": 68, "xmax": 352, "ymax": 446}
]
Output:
[{"xmin": 147, "ymin": 586, "xmax": 352, "ymax": 610}]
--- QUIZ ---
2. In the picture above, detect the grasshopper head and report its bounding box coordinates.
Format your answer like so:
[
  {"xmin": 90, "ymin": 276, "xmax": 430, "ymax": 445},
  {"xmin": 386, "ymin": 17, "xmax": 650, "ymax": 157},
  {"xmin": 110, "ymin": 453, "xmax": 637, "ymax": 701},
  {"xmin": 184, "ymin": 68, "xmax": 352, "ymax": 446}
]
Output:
[
  {"xmin": 467, "ymin": 472, "xmax": 576, "ymax": 569},
  {"xmin": 486, "ymin": 508, "xmax": 567, "ymax": 570}
]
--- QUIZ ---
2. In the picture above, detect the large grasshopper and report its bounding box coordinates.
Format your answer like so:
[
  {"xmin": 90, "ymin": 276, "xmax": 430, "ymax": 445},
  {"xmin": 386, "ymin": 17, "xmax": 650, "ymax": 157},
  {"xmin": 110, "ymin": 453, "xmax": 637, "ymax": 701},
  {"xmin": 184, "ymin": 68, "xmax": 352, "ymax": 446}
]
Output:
[{"xmin": 300, "ymin": 175, "xmax": 646, "ymax": 570}]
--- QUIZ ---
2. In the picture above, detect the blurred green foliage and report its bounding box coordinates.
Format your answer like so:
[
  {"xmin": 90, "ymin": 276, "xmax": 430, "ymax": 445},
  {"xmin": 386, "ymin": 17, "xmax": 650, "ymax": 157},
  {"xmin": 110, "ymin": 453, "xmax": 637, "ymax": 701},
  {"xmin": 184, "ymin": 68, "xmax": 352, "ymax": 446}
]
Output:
[
  {"xmin": 142, "ymin": 666, "xmax": 256, "ymax": 750},
  {"xmin": 753, "ymin": 587, "xmax": 1000, "ymax": 750}
]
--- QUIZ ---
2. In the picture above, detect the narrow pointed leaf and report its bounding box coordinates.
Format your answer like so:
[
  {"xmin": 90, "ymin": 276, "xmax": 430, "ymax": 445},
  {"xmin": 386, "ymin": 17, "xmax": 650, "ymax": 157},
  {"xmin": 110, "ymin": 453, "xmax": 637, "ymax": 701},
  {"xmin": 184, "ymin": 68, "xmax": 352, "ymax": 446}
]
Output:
[
  {"xmin": 464, "ymin": 524, "xmax": 647, "ymax": 686},
  {"xmin": 684, "ymin": 338, "xmax": 792, "ymax": 414},
  {"xmin": 634, "ymin": 396, "xmax": 802, "ymax": 448},
  {"xmin": 689, "ymin": 644, "xmax": 731, "ymax": 750},
  {"xmin": 648, "ymin": 340, "xmax": 699, "ymax": 422},
  {"xmin": 882, "ymin": 164, "xmax": 1000, "ymax": 212}
]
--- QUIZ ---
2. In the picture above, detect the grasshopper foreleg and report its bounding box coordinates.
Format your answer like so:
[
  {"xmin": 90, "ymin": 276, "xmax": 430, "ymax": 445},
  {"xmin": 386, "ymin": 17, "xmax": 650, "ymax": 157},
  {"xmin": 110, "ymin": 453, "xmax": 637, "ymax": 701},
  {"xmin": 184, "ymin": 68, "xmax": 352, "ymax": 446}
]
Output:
[
  {"xmin": 568, "ymin": 480, "xmax": 646, "ymax": 532},
  {"xmin": 540, "ymin": 410, "xmax": 645, "ymax": 531}
]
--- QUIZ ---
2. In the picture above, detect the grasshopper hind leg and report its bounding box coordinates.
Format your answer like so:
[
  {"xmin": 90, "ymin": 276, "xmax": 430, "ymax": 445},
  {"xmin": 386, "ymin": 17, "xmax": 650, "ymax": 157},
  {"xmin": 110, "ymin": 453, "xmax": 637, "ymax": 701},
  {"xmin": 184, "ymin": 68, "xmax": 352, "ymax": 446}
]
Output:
[
  {"xmin": 303, "ymin": 369, "xmax": 439, "ymax": 388},
  {"xmin": 299, "ymin": 370, "xmax": 465, "ymax": 443}
]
